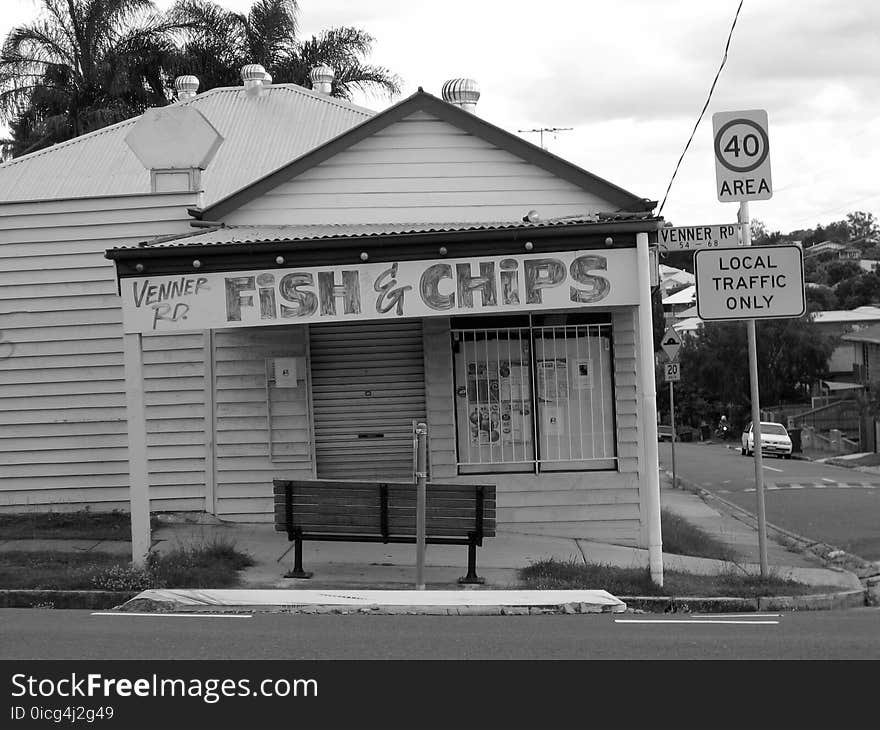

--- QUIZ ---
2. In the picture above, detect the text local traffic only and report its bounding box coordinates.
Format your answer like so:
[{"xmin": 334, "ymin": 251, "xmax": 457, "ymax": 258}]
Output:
[
  {"xmin": 711, "ymin": 253, "xmax": 786, "ymax": 311},
  {"xmin": 694, "ymin": 244, "xmax": 805, "ymax": 321}
]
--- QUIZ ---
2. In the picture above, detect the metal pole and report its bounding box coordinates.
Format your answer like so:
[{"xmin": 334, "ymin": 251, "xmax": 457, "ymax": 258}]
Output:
[
  {"xmin": 414, "ymin": 422, "xmax": 428, "ymax": 590},
  {"xmin": 741, "ymin": 201, "xmax": 769, "ymax": 576},
  {"xmin": 669, "ymin": 381, "xmax": 677, "ymax": 489},
  {"xmin": 123, "ymin": 332, "xmax": 151, "ymax": 567}
]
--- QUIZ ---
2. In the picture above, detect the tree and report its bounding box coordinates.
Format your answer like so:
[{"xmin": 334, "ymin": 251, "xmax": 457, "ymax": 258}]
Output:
[
  {"xmin": 168, "ymin": 0, "xmax": 401, "ymax": 100},
  {"xmin": 835, "ymin": 272, "xmax": 880, "ymax": 309},
  {"xmin": 0, "ymin": 0, "xmax": 179, "ymax": 156},
  {"xmin": 846, "ymin": 211, "xmax": 879, "ymax": 244},
  {"xmin": 664, "ymin": 318, "xmax": 834, "ymax": 431},
  {"xmin": 805, "ymin": 285, "xmax": 837, "ymax": 312},
  {"xmin": 750, "ymin": 219, "xmax": 781, "ymax": 246}
]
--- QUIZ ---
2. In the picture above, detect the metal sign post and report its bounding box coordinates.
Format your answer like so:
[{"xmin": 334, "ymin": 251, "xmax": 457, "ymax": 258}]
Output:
[
  {"xmin": 669, "ymin": 379, "xmax": 677, "ymax": 489},
  {"xmin": 740, "ymin": 203, "xmax": 769, "ymax": 576},
  {"xmin": 414, "ymin": 422, "xmax": 428, "ymax": 590},
  {"xmin": 710, "ymin": 109, "xmax": 774, "ymax": 576}
]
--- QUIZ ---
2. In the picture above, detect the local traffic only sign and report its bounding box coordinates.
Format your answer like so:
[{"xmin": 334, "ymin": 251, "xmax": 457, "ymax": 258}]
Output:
[
  {"xmin": 658, "ymin": 223, "xmax": 743, "ymax": 252},
  {"xmin": 694, "ymin": 244, "xmax": 805, "ymax": 321},
  {"xmin": 712, "ymin": 110, "xmax": 772, "ymax": 202}
]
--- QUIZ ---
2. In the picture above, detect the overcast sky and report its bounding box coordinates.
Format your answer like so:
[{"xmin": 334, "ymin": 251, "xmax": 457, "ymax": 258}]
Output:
[{"xmin": 2, "ymin": 0, "xmax": 878, "ymax": 234}]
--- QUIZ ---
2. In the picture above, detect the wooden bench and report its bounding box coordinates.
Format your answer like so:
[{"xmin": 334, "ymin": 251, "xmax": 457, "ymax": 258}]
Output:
[{"xmin": 273, "ymin": 479, "xmax": 496, "ymax": 584}]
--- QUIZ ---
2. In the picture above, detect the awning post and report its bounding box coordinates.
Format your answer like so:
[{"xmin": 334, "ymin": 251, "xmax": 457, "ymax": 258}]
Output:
[
  {"xmin": 637, "ymin": 231, "xmax": 664, "ymax": 587},
  {"xmin": 123, "ymin": 332, "xmax": 151, "ymax": 567}
]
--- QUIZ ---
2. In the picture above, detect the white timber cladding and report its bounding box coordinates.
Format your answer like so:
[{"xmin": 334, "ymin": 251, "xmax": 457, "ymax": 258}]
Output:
[
  {"xmin": 0, "ymin": 193, "xmax": 204, "ymax": 512},
  {"xmin": 219, "ymin": 110, "xmax": 614, "ymax": 226},
  {"xmin": 420, "ymin": 308, "xmax": 642, "ymax": 546},
  {"xmin": 213, "ymin": 325, "xmax": 312, "ymax": 522},
  {"xmin": 309, "ymin": 320, "xmax": 427, "ymax": 481}
]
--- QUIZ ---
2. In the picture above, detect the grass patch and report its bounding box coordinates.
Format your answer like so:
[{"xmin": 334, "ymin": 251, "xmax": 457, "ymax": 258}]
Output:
[
  {"xmin": 0, "ymin": 539, "xmax": 255, "ymax": 591},
  {"xmin": 0, "ymin": 510, "xmax": 161, "ymax": 541},
  {"xmin": 0, "ymin": 551, "xmax": 125, "ymax": 591},
  {"xmin": 518, "ymin": 558, "xmax": 842, "ymax": 598},
  {"xmin": 660, "ymin": 508, "xmax": 738, "ymax": 561}
]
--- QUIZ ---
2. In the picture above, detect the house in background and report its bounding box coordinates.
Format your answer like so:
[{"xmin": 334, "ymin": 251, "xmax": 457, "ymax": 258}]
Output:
[
  {"xmin": 804, "ymin": 240, "xmax": 846, "ymax": 259},
  {"xmin": 811, "ymin": 306, "xmax": 880, "ymax": 382}
]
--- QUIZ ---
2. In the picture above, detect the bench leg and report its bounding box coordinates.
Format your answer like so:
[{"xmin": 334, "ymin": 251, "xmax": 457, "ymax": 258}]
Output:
[
  {"xmin": 284, "ymin": 529, "xmax": 313, "ymax": 579},
  {"xmin": 458, "ymin": 535, "xmax": 485, "ymax": 585}
]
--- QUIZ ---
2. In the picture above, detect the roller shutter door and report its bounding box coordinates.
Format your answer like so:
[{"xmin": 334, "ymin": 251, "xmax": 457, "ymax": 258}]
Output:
[{"xmin": 309, "ymin": 321, "xmax": 426, "ymax": 481}]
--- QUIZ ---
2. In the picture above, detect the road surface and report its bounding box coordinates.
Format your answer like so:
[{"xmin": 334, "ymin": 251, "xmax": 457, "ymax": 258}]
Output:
[
  {"xmin": 660, "ymin": 441, "xmax": 880, "ymax": 560},
  {"xmin": 1, "ymin": 608, "xmax": 879, "ymax": 660}
]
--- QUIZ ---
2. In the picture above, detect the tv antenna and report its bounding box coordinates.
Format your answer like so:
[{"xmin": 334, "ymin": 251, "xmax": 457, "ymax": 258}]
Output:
[{"xmin": 517, "ymin": 126, "xmax": 573, "ymax": 149}]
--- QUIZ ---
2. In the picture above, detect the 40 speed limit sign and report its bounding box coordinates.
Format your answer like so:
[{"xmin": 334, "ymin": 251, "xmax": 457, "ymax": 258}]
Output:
[
  {"xmin": 664, "ymin": 362, "xmax": 681, "ymax": 382},
  {"xmin": 712, "ymin": 109, "xmax": 772, "ymax": 202}
]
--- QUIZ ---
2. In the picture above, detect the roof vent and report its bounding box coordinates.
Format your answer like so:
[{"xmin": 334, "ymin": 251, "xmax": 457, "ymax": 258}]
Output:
[
  {"xmin": 174, "ymin": 75, "xmax": 199, "ymax": 101},
  {"xmin": 309, "ymin": 65, "xmax": 335, "ymax": 95},
  {"xmin": 441, "ymin": 78, "xmax": 480, "ymax": 113},
  {"xmin": 241, "ymin": 64, "xmax": 267, "ymax": 96}
]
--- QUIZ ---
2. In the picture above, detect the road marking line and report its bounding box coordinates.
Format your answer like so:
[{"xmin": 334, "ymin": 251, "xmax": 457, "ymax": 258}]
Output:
[
  {"xmin": 615, "ymin": 619, "xmax": 778, "ymax": 625},
  {"xmin": 722, "ymin": 480, "xmax": 732, "ymax": 484},
  {"xmin": 763, "ymin": 465, "xmax": 784, "ymax": 472},
  {"xmin": 92, "ymin": 612, "xmax": 252, "ymax": 618},
  {"xmin": 789, "ymin": 485, "xmax": 803, "ymax": 489},
  {"xmin": 692, "ymin": 613, "xmax": 782, "ymax": 618},
  {"xmin": 822, "ymin": 478, "xmax": 835, "ymax": 483}
]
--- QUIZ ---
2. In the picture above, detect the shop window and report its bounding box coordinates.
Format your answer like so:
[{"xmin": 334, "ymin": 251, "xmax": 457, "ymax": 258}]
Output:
[{"xmin": 452, "ymin": 315, "xmax": 616, "ymax": 473}]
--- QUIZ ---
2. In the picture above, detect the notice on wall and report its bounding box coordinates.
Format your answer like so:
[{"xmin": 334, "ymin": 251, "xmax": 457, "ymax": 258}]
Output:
[
  {"xmin": 536, "ymin": 359, "xmax": 569, "ymax": 402},
  {"xmin": 574, "ymin": 359, "xmax": 593, "ymax": 390}
]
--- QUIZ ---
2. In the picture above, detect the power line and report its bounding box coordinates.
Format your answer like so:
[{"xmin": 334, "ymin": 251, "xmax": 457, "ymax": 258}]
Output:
[{"xmin": 657, "ymin": 0, "xmax": 745, "ymax": 216}]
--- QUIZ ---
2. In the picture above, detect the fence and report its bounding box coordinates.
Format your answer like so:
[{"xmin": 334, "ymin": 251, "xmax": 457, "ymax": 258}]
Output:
[{"xmin": 800, "ymin": 426, "xmax": 862, "ymax": 455}]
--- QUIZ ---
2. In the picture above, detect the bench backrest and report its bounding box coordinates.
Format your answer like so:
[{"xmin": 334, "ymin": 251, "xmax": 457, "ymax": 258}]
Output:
[{"xmin": 273, "ymin": 480, "xmax": 496, "ymax": 539}]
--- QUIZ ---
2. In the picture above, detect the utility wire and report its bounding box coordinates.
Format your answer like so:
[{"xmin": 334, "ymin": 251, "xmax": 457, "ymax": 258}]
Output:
[{"xmin": 657, "ymin": 0, "xmax": 745, "ymax": 216}]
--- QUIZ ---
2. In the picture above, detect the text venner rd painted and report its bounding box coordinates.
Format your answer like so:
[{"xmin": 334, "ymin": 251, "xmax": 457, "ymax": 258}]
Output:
[{"xmin": 694, "ymin": 245, "xmax": 805, "ymax": 321}]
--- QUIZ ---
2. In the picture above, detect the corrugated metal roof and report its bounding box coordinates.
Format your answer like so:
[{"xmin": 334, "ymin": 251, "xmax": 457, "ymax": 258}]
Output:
[
  {"xmin": 812, "ymin": 307, "xmax": 880, "ymax": 324},
  {"xmin": 131, "ymin": 213, "xmax": 660, "ymax": 249},
  {"xmin": 0, "ymin": 84, "xmax": 373, "ymax": 206}
]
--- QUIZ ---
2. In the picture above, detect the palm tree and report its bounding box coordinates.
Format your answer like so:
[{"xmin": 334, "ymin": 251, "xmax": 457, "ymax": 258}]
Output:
[
  {"xmin": 0, "ymin": 0, "xmax": 180, "ymax": 157},
  {"xmin": 168, "ymin": 0, "xmax": 401, "ymax": 100}
]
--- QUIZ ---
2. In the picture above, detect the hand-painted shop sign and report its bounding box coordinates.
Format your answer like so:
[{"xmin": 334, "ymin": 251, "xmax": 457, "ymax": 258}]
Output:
[{"xmin": 118, "ymin": 249, "xmax": 640, "ymax": 333}]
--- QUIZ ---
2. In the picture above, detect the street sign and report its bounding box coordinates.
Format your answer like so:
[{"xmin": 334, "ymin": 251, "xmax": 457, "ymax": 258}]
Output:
[
  {"xmin": 712, "ymin": 110, "xmax": 772, "ymax": 202},
  {"xmin": 660, "ymin": 326, "xmax": 682, "ymax": 361},
  {"xmin": 664, "ymin": 362, "xmax": 681, "ymax": 382},
  {"xmin": 694, "ymin": 244, "xmax": 805, "ymax": 321},
  {"xmin": 658, "ymin": 223, "xmax": 742, "ymax": 252}
]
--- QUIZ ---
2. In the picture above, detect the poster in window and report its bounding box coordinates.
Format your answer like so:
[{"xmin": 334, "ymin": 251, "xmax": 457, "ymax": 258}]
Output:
[
  {"xmin": 574, "ymin": 359, "xmax": 593, "ymax": 390},
  {"xmin": 466, "ymin": 361, "xmax": 500, "ymax": 445},
  {"xmin": 498, "ymin": 361, "xmax": 531, "ymax": 445},
  {"xmin": 536, "ymin": 359, "xmax": 569, "ymax": 402}
]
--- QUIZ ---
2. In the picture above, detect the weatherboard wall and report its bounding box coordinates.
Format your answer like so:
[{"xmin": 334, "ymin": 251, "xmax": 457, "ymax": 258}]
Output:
[
  {"xmin": 0, "ymin": 192, "xmax": 208, "ymax": 513},
  {"xmin": 218, "ymin": 110, "xmax": 614, "ymax": 226}
]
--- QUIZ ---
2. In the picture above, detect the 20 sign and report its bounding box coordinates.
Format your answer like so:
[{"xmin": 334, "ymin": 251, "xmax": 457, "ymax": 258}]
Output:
[
  {"xmin": 664, "ymin": 362, "xmax": 681, "ymax": 382},
  {"xmin": 712, "ymin": 110, "xmax": 772, "ymax": 203}
]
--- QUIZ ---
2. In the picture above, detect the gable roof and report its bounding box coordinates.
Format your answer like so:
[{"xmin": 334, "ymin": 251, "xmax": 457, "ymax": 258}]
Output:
[
  {"xmin": 194, "ymin": 89, "xmax": 656, "ymax": 220},
  {"xmin": 0, "ymin": 84, "xmax": 373, "ymax": 207}
]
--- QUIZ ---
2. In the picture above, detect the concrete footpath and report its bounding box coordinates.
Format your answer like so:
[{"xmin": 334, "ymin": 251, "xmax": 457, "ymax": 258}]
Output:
[{"xmin": 1, "ymin": 472, "xmax": 874, "ymax": 614}]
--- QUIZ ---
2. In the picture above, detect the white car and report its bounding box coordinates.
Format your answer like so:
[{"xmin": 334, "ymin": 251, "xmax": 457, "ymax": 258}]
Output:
[{"xmin": 741, "ymin": 421, "xmax": 793, "ymax": 459}]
